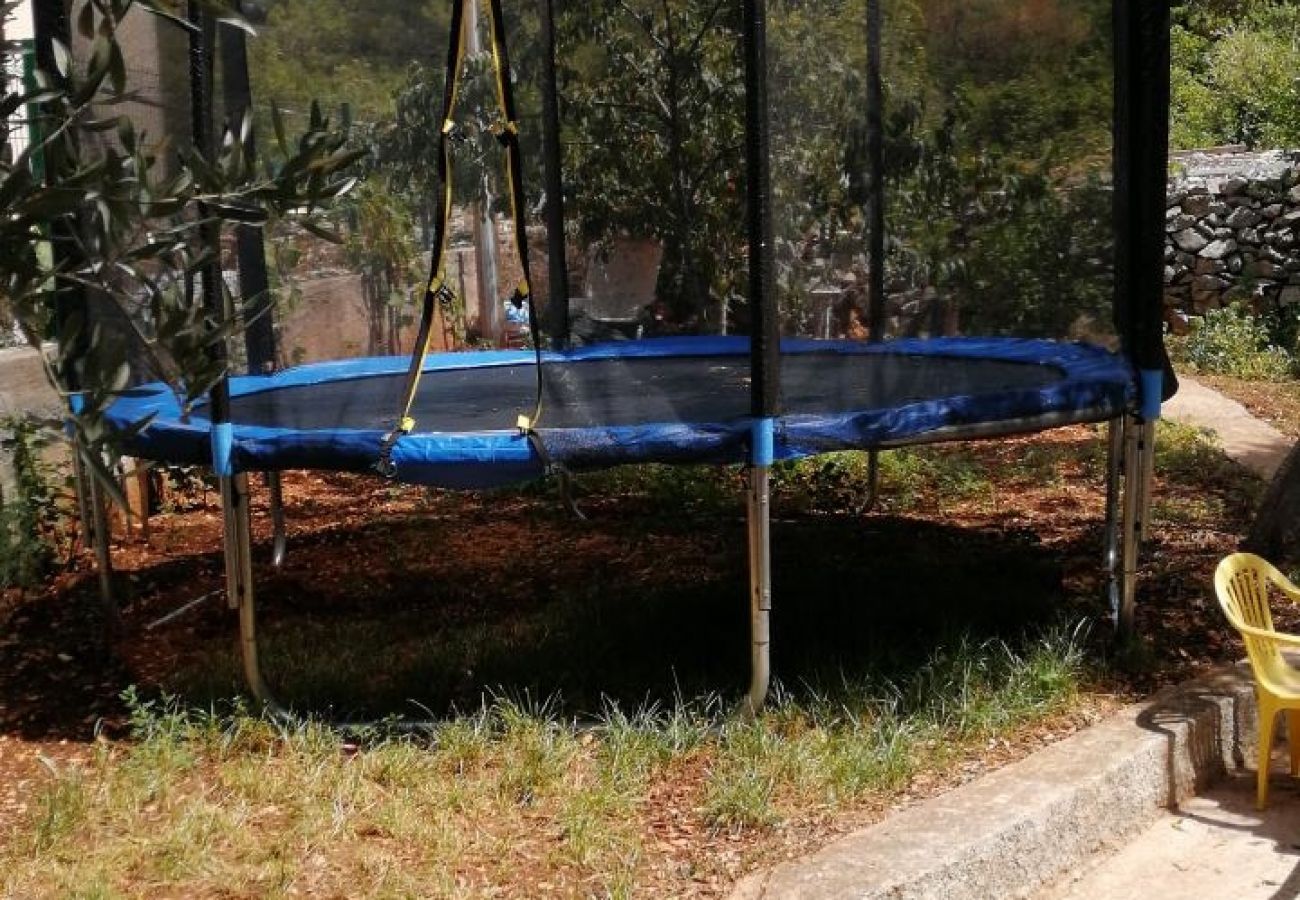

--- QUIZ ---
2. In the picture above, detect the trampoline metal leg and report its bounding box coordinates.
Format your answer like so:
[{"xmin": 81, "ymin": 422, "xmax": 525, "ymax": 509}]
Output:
[
  {"xmin": 221, "ymin": 472, "xmax": 287, "ymax": 716},
  {"xmin": 1118, "ymin": 415, "xmax": 1144, "ymax": 637},
  {"xmin": 267, "ymin": 472, "xmax": 287, "ymax": 569},
  {"xmin": 1135, "ymin": 417, "xmax": 1157, "ymax": 546},
  {"xmin": 742, "ymin": 464, "xmax": 772, "ymax": 717},
  {"xmin": 864, "ymin": 449, "xmax": 881, "ymax": 513},
  {"xmin": 1103, "ymin": 417, "xmax": 1124, "ymax": 624}
]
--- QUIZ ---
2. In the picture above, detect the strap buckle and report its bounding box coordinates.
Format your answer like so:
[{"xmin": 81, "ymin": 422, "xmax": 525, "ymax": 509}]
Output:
[{"xmin": 489, "ymin": 119, "xmax": 519, "ymax": 144}]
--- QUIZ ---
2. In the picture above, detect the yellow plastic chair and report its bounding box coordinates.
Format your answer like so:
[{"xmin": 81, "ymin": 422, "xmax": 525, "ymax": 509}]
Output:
[{"xmin": 1215, "ymin": 552, "xmax": 1300, "ymax": 809}]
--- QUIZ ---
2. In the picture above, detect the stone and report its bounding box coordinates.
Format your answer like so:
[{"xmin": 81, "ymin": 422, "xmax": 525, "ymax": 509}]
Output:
[
  {"xmin": 1182, "ymin": 194, "xmax": 1213, "ymax": 217},
  {"xmin": 1172, "ymin": 228, "xmax": 1208, "ymax": 253},
  {"xmin": 1223, "ymin": 176, "xmax": 1249, "ymax": 196},
  {"xmin": 1240, "ymin": 228, "xmax": 1262, "ymax": 245},
  {"xmin": 1196, "ymin": 239, "xmax": 1237, "ymax": 260},
  {"xmin": 1194, "ymin": 256, "xmax": 1222, "ymax": 275},
  {"xmin": 1247, "ymin": 259, "xmax": 1284, "ymax": 279},
  {"xmin": 1281, "ymin": 209, "xmax": 1300, "ymax": 225},
  {"xmin": 1213, "ymin": 227, "xmax": 1232, "ymax": 238},
  {"xmin": 1164, "ymin": 266, "xmax": 1177, "ymax": 285},
  {"xmin": 1175, "ymin": 251, "xmax": 1196, "ymax": 268},
  {"xmin": 1263, "ymin": 204, "xmax": 1285, "ymax": 219},
  {"xmin": 1227, "ymin": 254, "xmax": 1244, "ymax": 275},
  {"xmin": 1281, "ymin": 285, "xmax": 1300, "ymax": 306},
  {"xmin": 1165, "ymin": 244, "xmax": 1176, "ymax": 262},
  {"xmin": 1191, "ymin": 290, "xmax": 1221, "ymax": 313},
  {"xmin": 1226, "ymin": 206, "xmax": 1261, "ymax": 229},
  {"xmin": 1167, "ymin": 213, "xmax": 1197, "ymax": 232},
  {"xmin": 1290, "ymin": 184, "xmax": 1300, "ymax": 204},
  {"xmin": 1193, "ymin": 273, "xmax": 1229, "ymax": 291}
]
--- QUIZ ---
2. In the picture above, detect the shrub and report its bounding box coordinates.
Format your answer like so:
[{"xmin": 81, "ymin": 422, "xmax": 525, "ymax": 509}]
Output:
[
  {"xmin": 1177, "ymin": 303, "xmax": 1296, "ymax": 380},
  {"xmin": 0, "ymin": 418, "xmax": 61, "ymax": 590}
]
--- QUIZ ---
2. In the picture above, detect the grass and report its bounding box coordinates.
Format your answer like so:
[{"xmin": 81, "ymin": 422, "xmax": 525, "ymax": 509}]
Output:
[{"xmin": 1, "ymin": 626, "xmax": 1089, "ymax": 898}]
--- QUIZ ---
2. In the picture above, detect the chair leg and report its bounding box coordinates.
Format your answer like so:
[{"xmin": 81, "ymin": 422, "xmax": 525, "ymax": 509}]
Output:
[
  {"xmin": 1288, "ymin": 710, "xmax": 1300, "ymax": 777},
  {"xmin": 1259, "ymin": 699, "xmax": 1278, "ymax": 810}
]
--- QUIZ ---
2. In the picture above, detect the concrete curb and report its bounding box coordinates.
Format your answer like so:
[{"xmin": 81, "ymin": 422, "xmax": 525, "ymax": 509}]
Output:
[{"xmin": 731, "ymin": 666, "xmax": 1260, "ymax": 899}]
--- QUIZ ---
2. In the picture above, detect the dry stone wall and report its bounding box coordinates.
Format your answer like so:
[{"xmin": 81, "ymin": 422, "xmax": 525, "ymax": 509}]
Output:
[{"xmin": 1165, "ymin": 148, "xmax": 1300, "ymax": 330}]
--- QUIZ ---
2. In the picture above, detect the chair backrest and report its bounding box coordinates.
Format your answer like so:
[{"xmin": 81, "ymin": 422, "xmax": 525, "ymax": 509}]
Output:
[{"xmin": 1216, "ymin": 552, "xmax": 1291, "ymax": 691}]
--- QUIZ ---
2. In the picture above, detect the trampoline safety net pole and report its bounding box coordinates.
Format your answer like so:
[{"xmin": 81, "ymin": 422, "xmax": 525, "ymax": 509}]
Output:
[
  {"xmin": 1112, "ymin": 0, "xmax": 1171, "ymax": 638},
  {"xmin": 185, "ymin": 2, "xmax": 279, "ymax": 713},
  {"xmin": 742, "ymin": 0, "xmax": 778, "ymax": 715}
]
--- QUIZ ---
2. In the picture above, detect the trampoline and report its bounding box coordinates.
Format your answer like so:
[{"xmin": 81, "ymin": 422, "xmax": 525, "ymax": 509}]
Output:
[
  {"xmin": 105, "ymin": 337, "xmax": 1133, "ymax": 489},
  {"xmin": 49, "ymin": 0, "xmax": 1176, "ymax": 719}
]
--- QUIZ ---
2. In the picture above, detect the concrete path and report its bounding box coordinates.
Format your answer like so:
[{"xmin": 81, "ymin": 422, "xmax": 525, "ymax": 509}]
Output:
[
  {"xmin": 1163, "ymin": 373, "xmax": 1292, "ymax": 480},
  {"xmin": 1040, "ymin": 769, "xmax": 1300, "ymax": 900}
]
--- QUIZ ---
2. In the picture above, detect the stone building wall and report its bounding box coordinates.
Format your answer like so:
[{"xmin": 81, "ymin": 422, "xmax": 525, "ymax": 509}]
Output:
[{"xmin": 1165, "ymin": 147, "xmax": 1300, "ymax": 329}]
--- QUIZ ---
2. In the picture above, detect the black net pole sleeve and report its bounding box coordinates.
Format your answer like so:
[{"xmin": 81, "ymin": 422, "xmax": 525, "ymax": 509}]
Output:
[
  {"xmin": 188, "ymin": 1, "xmax": 230, "ymax": 424},
  {"xmin": 31, "ymin": 1, "xmax": 86, "ymax": 392},
  {"xmin": 219, "ymin": 22, "xmax": 276, "ymax": 375},
  {"xmin": 486, "ymin": 0, "xmax": 545, "ymax": 426},
  {"xmin": 742, "ymin": 0, "xmax": 780, "ymax": 419},
  {"xmin": 538, "ymin": 0, "xmax": 570, "ymax": 349},
  {"xmin": 865, "ymin": 0, "xmax": 886, "ymax": 343},
  {"xmin": 1113, "ymin": 0, "xmax": 1175, "ymax": 396}
]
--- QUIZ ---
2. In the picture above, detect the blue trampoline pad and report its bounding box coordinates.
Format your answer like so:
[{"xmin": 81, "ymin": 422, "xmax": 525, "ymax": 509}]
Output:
[{"xmin": 102, "ymin": 336, "xmax": 1134, "ymax": 488}]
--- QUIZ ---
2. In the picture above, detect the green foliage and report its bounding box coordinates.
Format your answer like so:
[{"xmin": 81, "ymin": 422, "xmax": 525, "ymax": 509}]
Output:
[
  {"xmin": 342, "ymin": 183, "xmax": 421, "ymax": 354},
  {"xmin": 246, "ymin": 0, "xmax": 453, "ymax": 128},
  {"xmin": 1171, "ymin": 0, "xmax": 1300, "ymax": 149},
  {"xmin": 1175, "ymin": 303, "xmax": 1297, "ymax": 379},
  {"xmin": 0, "ymin": 417, "xmax": 61, "ymax": 590},
  {"xmin": 560, "ymin": 0, "xmax": 747, "ymax": 326}
]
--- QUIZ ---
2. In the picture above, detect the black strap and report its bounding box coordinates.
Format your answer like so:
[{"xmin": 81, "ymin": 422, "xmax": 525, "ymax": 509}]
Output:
[{"xmin": 379, "ymin": 0, "xmax": 542, "ymax": 477}]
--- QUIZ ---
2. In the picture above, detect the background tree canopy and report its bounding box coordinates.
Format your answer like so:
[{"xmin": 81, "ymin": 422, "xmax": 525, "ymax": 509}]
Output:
[{"xmin": 1171, "ymin": 0, "xmax": 1300, "ymax": 150}]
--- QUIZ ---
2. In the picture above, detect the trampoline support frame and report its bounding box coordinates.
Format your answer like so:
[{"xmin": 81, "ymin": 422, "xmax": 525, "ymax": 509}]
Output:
[
  {"xmin": 221, "ymin": 473, "xmax": 288, "ymax": 718},
  {"xmin": 1114, "ymin": 413, "xmax": 1156, "ymax": 637},
  {"xmin": 743, "ymin": 464, "xmax": 773, "ymax": 717}
]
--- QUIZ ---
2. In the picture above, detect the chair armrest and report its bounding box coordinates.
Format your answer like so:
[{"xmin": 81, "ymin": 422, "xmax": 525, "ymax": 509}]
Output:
[
  {"xmin": 1268, "ymin": 568, "xmax": 1300, "ymax": 605},
  {"xmin": 1232, "ymin": 619, "xmax": 1300, "ymax": 648}
]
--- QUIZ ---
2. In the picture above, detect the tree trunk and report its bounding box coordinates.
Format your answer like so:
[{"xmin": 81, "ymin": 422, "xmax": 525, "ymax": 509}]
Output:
[{"xmin": 1246, "ymin": 439, "xmax": 1300, "ymax": 562}]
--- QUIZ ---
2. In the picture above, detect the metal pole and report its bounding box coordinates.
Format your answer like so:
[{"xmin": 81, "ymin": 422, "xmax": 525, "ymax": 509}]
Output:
[
  {"xmin": 1135, "ymin": 417, "xmax": 1157, "ymax": 545},
  {"xmin": 743, "ymin": 464, "xmax": 772, "ymax": 717},
  {"xmin": 1103, "ymin": 416, "xmax": 1124, "ymax": 624},
  {"xmin": 267, "ymin": 472, "xmax": 287, "ymax": 568},
  {"xmin": 1118, "ymin": 414, "xmax": 1142, "ymax": 636},
  {"xmin": 538, "ymin": 0, "xmax": 570, "ymax": 348},
  {"xmin": 221, "ymin": 472, "xmax": 287, "ymax": 713}
]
